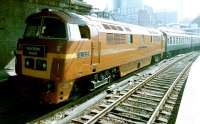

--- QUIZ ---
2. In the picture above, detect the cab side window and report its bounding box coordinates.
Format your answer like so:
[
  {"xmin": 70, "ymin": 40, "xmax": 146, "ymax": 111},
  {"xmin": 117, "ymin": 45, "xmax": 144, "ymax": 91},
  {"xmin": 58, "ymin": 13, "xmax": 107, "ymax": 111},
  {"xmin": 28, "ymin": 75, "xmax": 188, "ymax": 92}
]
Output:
[
  {"xmin": 79, "ymin": 25, "xmax": 91, "ymax": 39},
  {"xmin": 68, "ymin": 24, "xmax": 81, "ymax": 40},
  {"xmin": 140, "ymin": 35, "xmax": 144, "ymax": 46}
]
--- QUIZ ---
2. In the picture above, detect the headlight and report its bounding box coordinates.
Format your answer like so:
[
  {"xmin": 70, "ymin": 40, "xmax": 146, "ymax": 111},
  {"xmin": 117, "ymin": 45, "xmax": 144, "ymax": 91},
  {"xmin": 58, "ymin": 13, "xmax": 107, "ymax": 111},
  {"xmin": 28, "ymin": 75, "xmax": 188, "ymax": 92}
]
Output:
[
  {"xmin": 25, "ymin": 58, "xmax": 34, "ymax": 69},
  {"xmin": 36, "ymin": 59, "xmax": 47, "ymax": 71}
]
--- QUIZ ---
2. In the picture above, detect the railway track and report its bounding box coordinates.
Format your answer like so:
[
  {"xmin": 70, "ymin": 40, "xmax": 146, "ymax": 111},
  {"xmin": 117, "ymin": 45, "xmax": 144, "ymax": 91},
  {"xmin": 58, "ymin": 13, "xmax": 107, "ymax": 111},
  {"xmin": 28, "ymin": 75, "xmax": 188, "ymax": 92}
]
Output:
[
  {"xmin": 29, "ymin": 52, "xmax": 199, "ymax": 124},
  {"xmin": 58, "ymin": 53, "xmax": 198, "ymax": 124}
]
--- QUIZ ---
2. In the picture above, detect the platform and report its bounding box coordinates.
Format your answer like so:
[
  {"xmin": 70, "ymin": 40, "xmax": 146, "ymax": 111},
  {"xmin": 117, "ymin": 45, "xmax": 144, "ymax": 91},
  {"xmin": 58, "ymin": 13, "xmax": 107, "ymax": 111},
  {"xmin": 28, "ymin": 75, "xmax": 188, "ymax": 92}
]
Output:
[
  {"xmin": 0, "ymin": 57, "xmax": 16, "ymax": 81},
  {"xmin": 176, "ymin": 56, "xmax": 200, "ymax": 124},
  {"xmin": 0, "ymin": 70, "xmax": 8, "ymax": 81}
]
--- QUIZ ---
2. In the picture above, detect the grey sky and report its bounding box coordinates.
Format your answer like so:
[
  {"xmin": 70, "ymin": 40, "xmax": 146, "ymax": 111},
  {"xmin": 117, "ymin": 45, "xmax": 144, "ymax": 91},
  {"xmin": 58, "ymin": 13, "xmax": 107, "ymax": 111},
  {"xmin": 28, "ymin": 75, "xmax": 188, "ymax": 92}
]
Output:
[{"xmin": 84, "ymin": 0, "xmax": 200, "ymax": 20}]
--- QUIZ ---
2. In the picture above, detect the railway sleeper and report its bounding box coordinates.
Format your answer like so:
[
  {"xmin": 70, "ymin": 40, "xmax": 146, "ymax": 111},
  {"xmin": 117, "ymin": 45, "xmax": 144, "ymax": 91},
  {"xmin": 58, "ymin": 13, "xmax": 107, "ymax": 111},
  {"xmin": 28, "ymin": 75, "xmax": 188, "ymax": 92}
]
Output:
[
  {"xmin": 155, "ymin": 116, "xmax": 168, "ymax": 123},
  {"xmin": 143, "ymin": 85, "xmax": 167, "ymax": 92},
  {"xmin": 173, "ymin": 87, "xmax": 182, "ymax": 92},
  {"xmin": 98, "ymin": 117, "xmax": 127, "ymax": 124},
  {"xmin": 169, "ymin": 94, "xmax": 179, "ymax": 99},
  {"xmin": 127, "ymin": 98, "xmax": 157, "ymax": 106},
  {"xmin": 155, "ymin": 76, "xmax": 177, "ymax": 80},
  {"xmin": 115, "ymin": 106, "xmax": 152, "ymax": 116},
  {"xmin": 160, "ymin": 110, "xmax": 172, "ymax": 116},
  {"xmin": 158, "ymin": 72, "xmax": 179, "ymax": 76},
  {"xmin": 121, "ymin": 103, "xmax": 154, "ymax": 112},
  {"xmin": 135, "ymin": 92, "xmax": 163, "ymax": 101},
  {"xmin": 131, "ymin": 94, "xmax": 161, "ymax": 102},
  {"xmin": 156, "ymin": 74, "xmax": 178, "ymax": 78},
  {"xmin": 149, "ymin": 84, "xmax": 171, "ymax": 89},
  {"xmin": 99, "ymin": 104, "xmax": 109, "ymax": 109},
  {"xmin": 171, "ymin": 91, "xmax": 180, "ymax": 97},
  {"xmin": 175, "ymin": 85, "xmax": 184, "ymax": 89},
  {"xmin": 164, "ymin": 104, "xmax": 174, "ymax": 111},
  {"xmin": 166, "ymin": 99, "xmax": 176, "ymax": 105},
  {"xmin": 150, "ymin": 80, "xmax": 172, "ymax": 87},
  {"xmin": 106, "ymin": 99, "xmax": 117, "ymax": 104},
  {"xmin": 151, "ymin": 79, "xmax": 172, "ymax": 84},
  {"xmin": 146, "ymin": 83, "xmax": 169, "ymax": 90},
  {"xmin": 160, "ymin": 71, "xmax": 181, "ymax": 75},
  {"xmin": 150, "ymin": 81, "xmax": 171, "ymax": 86},
  {"xmin": 157, "ymin": 112, "xmax": 171, "ymax": 121},
  {"xmin": 106, "ymin": 113, "xmax": 147, "ymax": 124},
  {"xmin": 158, "ymin": 71, "xmax": 179, "ymax": 75},
  {"xmin": 90, "ymin": 109, "xmax": 101, "ymax": 114},
  {"xmin": 137, "ymin": 89, "xmax": 164, "ymax": 97},
  {"xmin": 124, "ymin": 99, "xmax": 157, "ymax": 108},
  {"xmin": 81, "ymin": 115, "xmax": 93, "ymax": 120},
  {"xmin": 71, "ymin": 118, "xmax": 85, "ymax": 124},
  {"xmin": 110, "ymin": 110, "xmax": 150, "ymax": 121},
  {"xmin": 113, "ymin": 95, "xmax": 123, "ymax": 99}
]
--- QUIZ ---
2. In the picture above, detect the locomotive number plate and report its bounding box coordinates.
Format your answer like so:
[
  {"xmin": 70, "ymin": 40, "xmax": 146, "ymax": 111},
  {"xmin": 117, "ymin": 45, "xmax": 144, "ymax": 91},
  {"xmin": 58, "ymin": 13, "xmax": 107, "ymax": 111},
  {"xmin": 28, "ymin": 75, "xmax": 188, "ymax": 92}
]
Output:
[{"xmin": 23, "ymin": 45, "xmax": 46, "ymax": 57}]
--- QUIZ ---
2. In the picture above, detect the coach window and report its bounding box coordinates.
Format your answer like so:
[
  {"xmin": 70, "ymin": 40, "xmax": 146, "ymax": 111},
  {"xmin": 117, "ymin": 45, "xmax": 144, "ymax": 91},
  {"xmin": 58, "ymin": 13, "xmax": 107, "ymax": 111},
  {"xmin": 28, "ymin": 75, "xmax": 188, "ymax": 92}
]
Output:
[
  {"xmin": 79, "ymin": 25, "xmax": 90, "ymax": 39},
  {"xmin": 127, "ymin": 34, "xmax": 133, "ymax": 44},
  {"xmin": 184, "ymin": 38, "xmax": 186, "ymax": 44},
  {"xmin": 171, "ymin": 37, "xmax": 173, "ymax": 45},
  {"xmin": 120, "ymin": 34, "xmax": 126, "ymax": 44},
  {"xmin": 107, "ymin": 33, "xmax": 113, "ymax": 44},
  {"xmin": 140, "ymin": 35, "xmax": 145, "ymax": 46},
  {"xmin": 178, "ymin": 37, "xmax": 180, "ymax": 44},
  {"xmin": 180, "ymin": 37, "xmax": 182, "ymax": 44},
  {"xmin": 150, "ymin": 36, "xmax": 153, "ymax": 42},
  {"xmin": 177, "ymin": 37, "xmax": 179, "ymax": 44},
  {"xmin": 170, "ymin": 37, "xmax": 173, "ymax": 45},
  {"xmin": 172, "ymin": 37, "xmax": 174, "ymax": 44}
]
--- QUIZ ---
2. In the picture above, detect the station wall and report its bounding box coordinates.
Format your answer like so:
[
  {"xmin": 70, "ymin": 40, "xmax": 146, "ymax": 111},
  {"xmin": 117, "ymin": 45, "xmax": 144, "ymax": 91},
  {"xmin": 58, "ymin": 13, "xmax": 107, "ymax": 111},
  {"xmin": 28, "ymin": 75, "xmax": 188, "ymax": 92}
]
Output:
[{"xmin": 0, "ymin": 0, "xmax": 65, "ymax": 69}]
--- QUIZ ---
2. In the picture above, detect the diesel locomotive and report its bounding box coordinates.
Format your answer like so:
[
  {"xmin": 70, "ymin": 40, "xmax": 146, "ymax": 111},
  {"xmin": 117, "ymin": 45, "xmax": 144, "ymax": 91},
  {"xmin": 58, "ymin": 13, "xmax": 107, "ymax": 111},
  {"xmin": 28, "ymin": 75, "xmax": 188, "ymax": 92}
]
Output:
[{"xmin": 15, "ymin": 9, "xmax": 200, "ymax": 104}]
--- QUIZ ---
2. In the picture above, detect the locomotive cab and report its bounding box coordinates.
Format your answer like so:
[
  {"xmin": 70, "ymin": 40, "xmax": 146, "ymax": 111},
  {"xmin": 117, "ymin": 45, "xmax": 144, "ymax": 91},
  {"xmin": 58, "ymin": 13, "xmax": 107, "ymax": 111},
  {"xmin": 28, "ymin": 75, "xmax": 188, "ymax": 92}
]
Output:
[{"xmin": 16, "ymin": 9, "xmax": 93, "ymax": 104}]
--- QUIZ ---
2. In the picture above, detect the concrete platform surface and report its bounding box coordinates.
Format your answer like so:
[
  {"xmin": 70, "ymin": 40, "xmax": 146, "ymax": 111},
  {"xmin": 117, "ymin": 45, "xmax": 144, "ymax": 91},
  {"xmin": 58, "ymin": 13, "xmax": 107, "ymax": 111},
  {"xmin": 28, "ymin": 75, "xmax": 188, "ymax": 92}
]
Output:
[
  {"xmin": 176, "ymin": 56, "xmax": 200, "ymax": 124},
  {"xmin": 0, "ymin": 57, "xmax": 16, "ymax": 80},
  {"xmin": 0, "ymin": 70, "xmax": 8, "ymax": 81}
]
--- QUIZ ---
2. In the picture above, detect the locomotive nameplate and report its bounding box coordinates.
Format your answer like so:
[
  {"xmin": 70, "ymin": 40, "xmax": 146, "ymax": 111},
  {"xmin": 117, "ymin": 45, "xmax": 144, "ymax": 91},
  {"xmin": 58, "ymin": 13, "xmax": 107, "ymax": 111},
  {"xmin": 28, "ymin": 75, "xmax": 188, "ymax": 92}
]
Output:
[{"xmin": 23, "ymin": 45, "xmax": 46, "ymax": 57}]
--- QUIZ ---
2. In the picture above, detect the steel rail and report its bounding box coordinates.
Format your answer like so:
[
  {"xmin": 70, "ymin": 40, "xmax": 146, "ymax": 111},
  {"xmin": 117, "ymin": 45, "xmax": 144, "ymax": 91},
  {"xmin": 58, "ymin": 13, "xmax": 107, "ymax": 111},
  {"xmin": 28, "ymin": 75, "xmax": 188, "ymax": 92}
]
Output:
[
  {"xmin": 83, "ymin": 53, "xmax": 194, "ymax": 124},
  {"xmin": 32, "ymin": 52, "xmax": 195, "ymax": 124},
  {"xmin": 147, "ymin": 61, "xmax": 192, "ymax": 124}
]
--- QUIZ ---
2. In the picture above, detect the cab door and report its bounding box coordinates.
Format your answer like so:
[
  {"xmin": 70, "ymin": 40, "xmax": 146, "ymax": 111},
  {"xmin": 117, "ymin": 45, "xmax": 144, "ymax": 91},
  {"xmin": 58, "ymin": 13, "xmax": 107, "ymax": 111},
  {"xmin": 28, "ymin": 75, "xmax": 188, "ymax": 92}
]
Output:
[{"xmin": 89, "ymin": 25, "xmax": 100, "ymax": 71}]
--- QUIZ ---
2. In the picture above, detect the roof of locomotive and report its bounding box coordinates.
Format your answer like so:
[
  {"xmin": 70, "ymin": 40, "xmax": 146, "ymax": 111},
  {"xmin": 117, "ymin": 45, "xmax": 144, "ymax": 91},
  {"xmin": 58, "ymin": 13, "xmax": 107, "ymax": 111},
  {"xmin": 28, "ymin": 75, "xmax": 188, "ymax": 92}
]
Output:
[
  {"xmin": 26, "ymin": 9, "xmax": 89, "ymax": 25},
  {"xmin": 27, "ymin": 9, "xmax": 162, "ymax": 36},
  {"xmin": 85, "ymin": 15, "xmax": 163, "ymax": 36}
]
